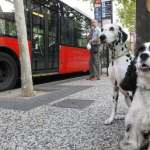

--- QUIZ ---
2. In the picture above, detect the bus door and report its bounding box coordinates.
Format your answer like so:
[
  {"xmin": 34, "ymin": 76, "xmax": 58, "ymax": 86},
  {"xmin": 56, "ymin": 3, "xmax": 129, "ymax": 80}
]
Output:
[
  {"xmin": 47, "ymin": 8, "xmax": 59, "ymax": 71},
  {"xmin": 32, "ymin": 2, "xmax": 59, "ymax": 74}
]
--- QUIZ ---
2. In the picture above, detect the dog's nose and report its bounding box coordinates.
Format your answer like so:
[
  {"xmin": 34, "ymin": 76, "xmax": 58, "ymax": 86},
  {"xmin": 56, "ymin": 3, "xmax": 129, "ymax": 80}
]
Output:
[
  {"xmin": 100, "ymin": 34, "xmax": 106, "ymax": 42},
  {"xmin": 140, "ymin": 53, "xmax": 149, "ymax": 61}
]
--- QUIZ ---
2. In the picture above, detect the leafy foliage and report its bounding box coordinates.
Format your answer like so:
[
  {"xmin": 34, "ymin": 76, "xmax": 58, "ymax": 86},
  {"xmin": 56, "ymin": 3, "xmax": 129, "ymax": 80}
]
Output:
[
  {"xmin": 126, "ymin": 40, "xmax": 130, "ymax": 49},
  {"xmin": 115, "ymin": 0, "xmax": 135, "ymax": 32}
]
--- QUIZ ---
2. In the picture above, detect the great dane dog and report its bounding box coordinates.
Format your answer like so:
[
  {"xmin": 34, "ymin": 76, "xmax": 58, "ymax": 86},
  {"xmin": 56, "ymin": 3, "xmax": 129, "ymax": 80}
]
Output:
[{"xmin": 99, "ymin": 24, "xmax": 134, "ymax": 125}]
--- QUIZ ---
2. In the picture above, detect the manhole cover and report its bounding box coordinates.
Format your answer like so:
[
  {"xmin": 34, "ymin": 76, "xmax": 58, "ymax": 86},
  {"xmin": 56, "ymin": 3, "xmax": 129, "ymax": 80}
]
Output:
[{"xmin": 52, "ymin": 99, "xmax": 94, "ymax": 109}]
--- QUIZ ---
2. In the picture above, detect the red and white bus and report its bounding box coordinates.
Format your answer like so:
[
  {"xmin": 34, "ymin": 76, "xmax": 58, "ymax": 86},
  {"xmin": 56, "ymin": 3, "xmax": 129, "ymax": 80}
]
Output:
[{"xmin": 0, "ymin": 0, "xmax": 92, "ymax": 91}]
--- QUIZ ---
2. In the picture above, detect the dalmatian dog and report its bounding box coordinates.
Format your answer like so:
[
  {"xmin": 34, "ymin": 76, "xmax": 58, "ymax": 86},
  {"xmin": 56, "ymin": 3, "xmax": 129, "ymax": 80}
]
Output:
[
  {"xmin": 120, "ymin": 43, "xmax": 150, "ymax": 150},
  {"xmin": 99, "ymin": 24, "xmax": 134, "ymax": 125}
]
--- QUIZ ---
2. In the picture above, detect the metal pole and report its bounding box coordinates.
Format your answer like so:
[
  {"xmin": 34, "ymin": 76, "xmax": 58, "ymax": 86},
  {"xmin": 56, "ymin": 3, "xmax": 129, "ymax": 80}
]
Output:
[
  {"xmin": 111, "ymin": 0, "xmax": 113, "ymax": 23},
  {"xmin": 14, "ymin": 0, "xmax": 34, "ymax": 97},
  {"xmin": 107, "ymin": 45, "xmax": 109, "ymax": 76}
]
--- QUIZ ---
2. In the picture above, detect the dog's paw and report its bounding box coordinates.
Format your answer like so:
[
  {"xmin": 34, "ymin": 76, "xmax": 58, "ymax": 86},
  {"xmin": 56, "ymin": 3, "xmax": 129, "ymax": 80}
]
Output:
[
  {"xmin": 115, "ymin": 115, "xmax": 125, "ymax": 120},
  {"xmin": 119, "ymin": 140, "xmax": 136, "ymax": 150},
  {"xmin": 104, "ymin": 118, "xmax": 113, "ymax": 125}
]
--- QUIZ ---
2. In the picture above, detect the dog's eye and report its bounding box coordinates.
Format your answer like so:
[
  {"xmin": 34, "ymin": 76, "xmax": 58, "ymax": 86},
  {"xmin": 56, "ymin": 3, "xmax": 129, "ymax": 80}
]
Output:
[
  {"xmin": 109, "ymin": 27, "xmax": 114, "ymax": 31},
  {"xmin": 101, "ymin": 28, "xmax": 104, "ymax": 32},
  {"xmin": 139, "ymin": 45, "xmax": 146, "ymax": 52}
]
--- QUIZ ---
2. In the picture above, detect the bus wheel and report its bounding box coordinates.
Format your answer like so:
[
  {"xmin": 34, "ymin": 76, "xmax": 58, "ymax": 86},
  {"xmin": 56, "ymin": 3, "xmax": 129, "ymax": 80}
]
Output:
[{"xmin": 0, "ymin": 52, "xmax": 18, "ymax": 91}]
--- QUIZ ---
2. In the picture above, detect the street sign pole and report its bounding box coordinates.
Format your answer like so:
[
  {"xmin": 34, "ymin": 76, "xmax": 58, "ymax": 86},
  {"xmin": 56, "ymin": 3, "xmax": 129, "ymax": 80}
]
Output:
[
  {"xmin": 101, "ymin": 0, "xmax": 113, "ymax": 27},
  {"xmin": 94, "ymin": 0, "xmax": 101, "ymax": 28}
]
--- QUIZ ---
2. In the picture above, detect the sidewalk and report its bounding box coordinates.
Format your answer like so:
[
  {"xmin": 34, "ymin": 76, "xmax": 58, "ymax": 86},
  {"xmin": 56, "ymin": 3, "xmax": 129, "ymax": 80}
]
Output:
[{"xmin": 0, "ymin": 74, "xmax": 127, "ymax": 150}]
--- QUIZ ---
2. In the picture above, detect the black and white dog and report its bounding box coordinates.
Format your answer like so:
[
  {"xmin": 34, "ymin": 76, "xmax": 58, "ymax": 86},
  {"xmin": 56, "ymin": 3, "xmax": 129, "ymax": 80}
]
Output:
[
  {"xmin": 120, "ymin": 42, "xmax": 150, "ymax": 150},
  {"xmin": 100, "ymin": 24, "xmax": 134, "ymax": 124}
]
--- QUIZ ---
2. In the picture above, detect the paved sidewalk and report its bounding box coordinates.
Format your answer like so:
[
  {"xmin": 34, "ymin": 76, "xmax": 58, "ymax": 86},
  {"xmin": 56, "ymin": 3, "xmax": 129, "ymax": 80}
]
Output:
[{"xmin": 0, "ymin": 74, "xmax": 128, "ymax": 150}]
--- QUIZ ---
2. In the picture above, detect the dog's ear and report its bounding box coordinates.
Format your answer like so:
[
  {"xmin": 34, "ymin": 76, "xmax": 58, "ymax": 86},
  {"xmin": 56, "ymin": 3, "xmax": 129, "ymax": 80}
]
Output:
[
  {"xmin": 119, "ymin": 27, "xmax": 128, "ymax": 44},
  {"xmin": 120, "ymin": 59, "xmax": 137, "ymax": 92}
]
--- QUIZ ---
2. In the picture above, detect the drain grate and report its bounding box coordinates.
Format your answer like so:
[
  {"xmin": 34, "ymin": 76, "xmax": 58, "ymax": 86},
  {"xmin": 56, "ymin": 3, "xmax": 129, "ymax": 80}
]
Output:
[{"xmin": 52, "ymin": 99, "xmax": 94, "ymax": 109}]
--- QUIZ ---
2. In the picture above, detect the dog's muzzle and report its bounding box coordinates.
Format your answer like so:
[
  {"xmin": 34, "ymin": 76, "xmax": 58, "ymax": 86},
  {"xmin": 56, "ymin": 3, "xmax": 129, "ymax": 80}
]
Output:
[
  {"xmin": 100, "ymin": 34, "xmax": 107, "ymax": 44},
  {"xmin": 140, "ymin": 53, "xmax": 149, "ymax": 62},
  {"xmin": 139, "ymin": 53, "xmax": 150, "ymax": 72}
]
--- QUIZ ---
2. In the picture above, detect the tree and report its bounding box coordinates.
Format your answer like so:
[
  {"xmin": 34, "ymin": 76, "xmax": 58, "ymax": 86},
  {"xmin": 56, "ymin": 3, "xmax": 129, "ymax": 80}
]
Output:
[
  {"xmin": 82, "ymin": 0, "xmax": 95, "ymax": 10},
  {"xmin": 81, "ymin": 0, "xmax": 136, "ymax": 32},
  {"xmin": 14, "ymin": 0, "xmax": 34, "ymax": 97},
  {"xmin": 115, "ymin": 0, "xmax": 135, "ymax": 32}
]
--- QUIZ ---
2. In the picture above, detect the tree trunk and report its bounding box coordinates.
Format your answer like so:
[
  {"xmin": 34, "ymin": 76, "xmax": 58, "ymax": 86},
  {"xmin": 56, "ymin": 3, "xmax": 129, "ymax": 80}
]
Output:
[{"xmin": 14, "ymin": 0, "xmax": 34, "ymax": 97}]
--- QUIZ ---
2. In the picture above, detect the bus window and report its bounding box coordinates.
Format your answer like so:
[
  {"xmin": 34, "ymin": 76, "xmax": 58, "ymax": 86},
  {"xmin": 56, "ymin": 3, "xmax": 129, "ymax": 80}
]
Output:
[
  {"xmin": 75, "ymin": 13, "xmax": 89, "ymax": 48},
  {"xmin": 61, "ymin": 16, "xmax": 75, "ymax": 46},
  {"xmin": 47, "ymin": 10, "xmax": 59, "ymax": 69},
  {"xmin": 60, "ymin": 3, "xmax": 75, "ymax": 46},
  {"xmin": 0, "ymin": 0, "xmax": 16, "ymax": 37},
  {"xmin": 0, "ymin": 0, "xmax": 31, "ymax": 39},
  {"xmin": 32, "ymin": 2, "xmax": 45, "ymax": 71},
  {"xmin": 60, "ymin": 2, "xmax": 91, "ymax": 48},
  {"xmin": 0, "ymin": 19, "xmax": 5, "ymax": 35},
  {"xmin": 34, "ymin": 0, "xmax": 59, "ymax": 11},
  {"xmin": 75, "ymin": 22, "xmax": 88, "ymax": 48}
]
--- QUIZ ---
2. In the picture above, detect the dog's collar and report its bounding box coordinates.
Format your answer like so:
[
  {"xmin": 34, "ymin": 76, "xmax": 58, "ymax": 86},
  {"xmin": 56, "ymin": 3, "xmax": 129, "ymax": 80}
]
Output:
[
  {"xmin": 106, "ymin": 41, "xmax": 130, "ymax": 61},
  {"xmin": 110, "ymin": 51, "xmax": 129, "ymax": 61}
]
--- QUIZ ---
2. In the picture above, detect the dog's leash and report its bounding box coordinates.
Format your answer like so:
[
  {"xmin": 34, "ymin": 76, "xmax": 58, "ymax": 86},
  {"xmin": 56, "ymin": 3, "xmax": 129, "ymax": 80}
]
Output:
[{"xmin": 106, "ymin": 42, "xmax": 114, "ymax": 50}]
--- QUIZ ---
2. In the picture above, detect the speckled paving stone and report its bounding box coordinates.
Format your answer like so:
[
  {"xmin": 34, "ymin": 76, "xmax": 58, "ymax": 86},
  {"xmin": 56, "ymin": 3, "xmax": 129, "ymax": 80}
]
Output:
[{"xmin": 0, "ymin": 74, "xmax": 129, "ymax": 150}]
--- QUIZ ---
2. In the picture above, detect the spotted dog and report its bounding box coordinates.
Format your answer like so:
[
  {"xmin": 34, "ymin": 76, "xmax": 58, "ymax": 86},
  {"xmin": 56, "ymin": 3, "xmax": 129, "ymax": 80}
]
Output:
[
  {"xmin": 120, "ymin": 43, "xmax": 150, "ymax": 150},
  {"xmin": 100, "ymin": 24, "xmax": 134, "ymax": 125}
]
